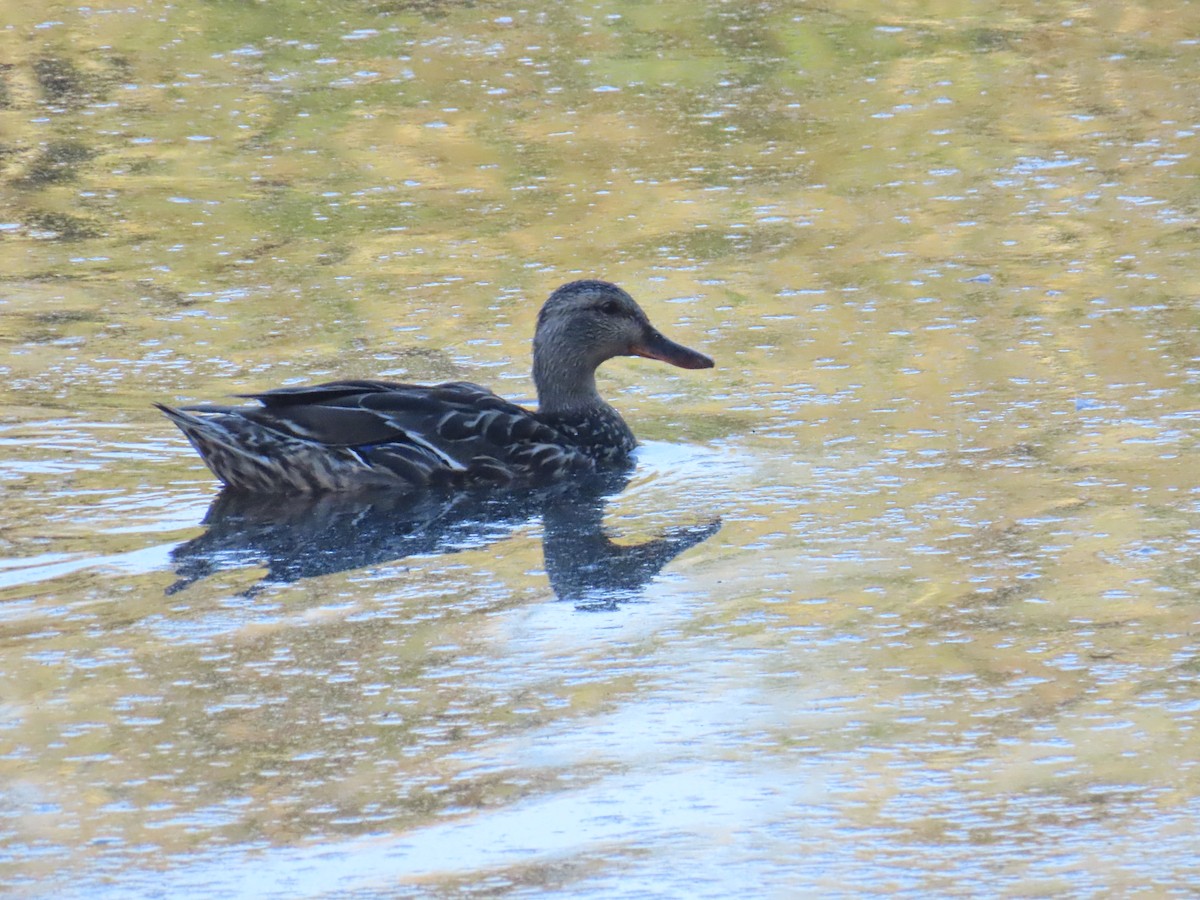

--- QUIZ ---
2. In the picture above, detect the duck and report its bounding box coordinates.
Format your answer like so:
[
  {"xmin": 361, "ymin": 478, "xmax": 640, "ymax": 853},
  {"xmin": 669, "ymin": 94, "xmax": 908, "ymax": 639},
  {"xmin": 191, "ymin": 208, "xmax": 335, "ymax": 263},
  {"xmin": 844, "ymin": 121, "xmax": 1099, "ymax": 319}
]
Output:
[{"xmin": 156, "ymin": 280, "xmax": 714, "ymax": 494}]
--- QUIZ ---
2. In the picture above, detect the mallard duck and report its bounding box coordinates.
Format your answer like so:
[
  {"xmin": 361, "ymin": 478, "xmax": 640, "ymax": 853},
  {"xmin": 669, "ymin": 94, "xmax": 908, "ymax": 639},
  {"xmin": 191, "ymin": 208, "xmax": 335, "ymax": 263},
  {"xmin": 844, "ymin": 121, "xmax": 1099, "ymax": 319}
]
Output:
[{"xmin": 156, "ymin": 280, "xmax": 713, "ymax": 493}]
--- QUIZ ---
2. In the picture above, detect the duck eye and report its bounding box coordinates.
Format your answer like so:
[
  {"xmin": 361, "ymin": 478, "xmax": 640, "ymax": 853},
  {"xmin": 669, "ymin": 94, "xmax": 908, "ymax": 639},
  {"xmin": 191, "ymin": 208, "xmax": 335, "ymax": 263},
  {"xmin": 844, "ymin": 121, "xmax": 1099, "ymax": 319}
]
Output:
[{"xmin": 599, "ymin": 300, "xmax": 621, "ymax": 316}]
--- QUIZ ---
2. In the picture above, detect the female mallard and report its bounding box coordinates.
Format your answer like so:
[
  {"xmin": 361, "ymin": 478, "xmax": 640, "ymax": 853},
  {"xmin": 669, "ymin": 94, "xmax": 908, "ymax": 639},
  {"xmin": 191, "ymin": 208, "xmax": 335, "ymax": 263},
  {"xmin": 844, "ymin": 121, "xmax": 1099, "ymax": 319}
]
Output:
[{"xmin": 157, "ymin": 280, "xmax": 713, "ymax": 493}]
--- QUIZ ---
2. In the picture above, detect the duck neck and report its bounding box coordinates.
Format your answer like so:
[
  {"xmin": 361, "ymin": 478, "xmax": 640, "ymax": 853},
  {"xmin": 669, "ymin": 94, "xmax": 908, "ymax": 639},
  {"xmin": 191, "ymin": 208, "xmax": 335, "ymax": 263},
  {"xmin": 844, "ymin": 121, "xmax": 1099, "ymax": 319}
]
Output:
[{"xmin": 532, "ymin": 337, "xmax": 603, "ymax": 415}]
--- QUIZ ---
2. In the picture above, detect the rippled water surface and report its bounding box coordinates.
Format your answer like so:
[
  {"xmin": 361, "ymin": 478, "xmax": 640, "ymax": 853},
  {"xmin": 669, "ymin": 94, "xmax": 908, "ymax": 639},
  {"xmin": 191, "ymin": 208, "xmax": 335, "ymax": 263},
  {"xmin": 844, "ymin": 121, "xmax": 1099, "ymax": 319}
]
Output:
[{"xmin": 3, "ymin": 1, "xmax": 1200, "ymax": 895}]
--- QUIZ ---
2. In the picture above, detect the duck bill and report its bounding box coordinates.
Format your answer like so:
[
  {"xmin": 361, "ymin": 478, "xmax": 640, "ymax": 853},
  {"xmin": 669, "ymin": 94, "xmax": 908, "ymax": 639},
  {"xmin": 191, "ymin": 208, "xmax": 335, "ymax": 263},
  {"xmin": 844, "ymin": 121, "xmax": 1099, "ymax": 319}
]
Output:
[{"xmin": 630, "ymin": 328, "xmax": 714, "ymax": 370}]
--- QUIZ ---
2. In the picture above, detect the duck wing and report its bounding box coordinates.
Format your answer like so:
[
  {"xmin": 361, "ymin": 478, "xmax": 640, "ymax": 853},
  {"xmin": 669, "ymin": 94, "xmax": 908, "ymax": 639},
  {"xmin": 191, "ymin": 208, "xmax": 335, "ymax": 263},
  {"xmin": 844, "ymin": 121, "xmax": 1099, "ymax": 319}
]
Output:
[{"xmin": 236, "ymin": 379, "xmax": 410, "ymax": 409}]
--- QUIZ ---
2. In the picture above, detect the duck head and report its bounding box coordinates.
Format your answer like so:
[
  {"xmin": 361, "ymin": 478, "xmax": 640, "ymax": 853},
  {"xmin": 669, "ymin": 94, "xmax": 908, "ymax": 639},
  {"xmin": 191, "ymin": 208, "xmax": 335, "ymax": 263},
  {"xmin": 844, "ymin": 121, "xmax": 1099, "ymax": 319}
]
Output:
[{"xmin": 532, "ymin": 280, "xmax": 713, "ymax": 414}]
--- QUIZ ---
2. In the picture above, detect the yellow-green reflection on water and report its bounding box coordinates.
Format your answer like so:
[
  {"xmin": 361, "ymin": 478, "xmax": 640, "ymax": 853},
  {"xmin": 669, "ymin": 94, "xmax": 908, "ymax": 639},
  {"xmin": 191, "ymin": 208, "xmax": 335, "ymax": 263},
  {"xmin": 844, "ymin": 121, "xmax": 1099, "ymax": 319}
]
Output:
[{"xmin": 2, "ymin": 0, "xmax": 1199, "ymax": 895}]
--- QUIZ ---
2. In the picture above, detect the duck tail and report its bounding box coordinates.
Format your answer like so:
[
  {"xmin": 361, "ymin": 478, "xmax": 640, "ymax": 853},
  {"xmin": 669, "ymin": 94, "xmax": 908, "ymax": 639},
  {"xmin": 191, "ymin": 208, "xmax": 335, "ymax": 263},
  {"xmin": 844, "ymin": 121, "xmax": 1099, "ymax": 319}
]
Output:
[{"xmin": 155, "ymin": 403, "xmax": 276, "ymax": 491}]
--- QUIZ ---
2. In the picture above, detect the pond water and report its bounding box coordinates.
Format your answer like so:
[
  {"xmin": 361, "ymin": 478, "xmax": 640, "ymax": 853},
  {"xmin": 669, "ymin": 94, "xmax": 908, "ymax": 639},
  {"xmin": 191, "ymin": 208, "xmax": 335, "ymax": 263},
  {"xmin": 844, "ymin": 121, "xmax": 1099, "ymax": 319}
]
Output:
[{"xmin": 3, "ymin": 0, "xmax": 1200, "ymax": 895}]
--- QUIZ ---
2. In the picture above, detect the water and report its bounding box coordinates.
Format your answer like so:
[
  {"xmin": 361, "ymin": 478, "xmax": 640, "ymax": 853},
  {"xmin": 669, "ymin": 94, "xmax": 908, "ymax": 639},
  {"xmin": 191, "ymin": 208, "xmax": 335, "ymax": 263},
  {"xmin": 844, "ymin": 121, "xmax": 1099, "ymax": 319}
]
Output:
[{"xmin": 2, "ymin": 0, "xmax": 1200, "ymax": 895}]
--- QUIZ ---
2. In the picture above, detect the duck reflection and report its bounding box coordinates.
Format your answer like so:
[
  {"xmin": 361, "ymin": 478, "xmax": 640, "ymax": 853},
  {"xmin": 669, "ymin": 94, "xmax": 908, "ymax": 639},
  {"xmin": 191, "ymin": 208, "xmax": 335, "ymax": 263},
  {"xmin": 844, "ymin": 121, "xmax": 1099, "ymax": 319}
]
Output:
[{"xmin": 168, "ymin": 470, "xmax": 720, "ymax": 608}]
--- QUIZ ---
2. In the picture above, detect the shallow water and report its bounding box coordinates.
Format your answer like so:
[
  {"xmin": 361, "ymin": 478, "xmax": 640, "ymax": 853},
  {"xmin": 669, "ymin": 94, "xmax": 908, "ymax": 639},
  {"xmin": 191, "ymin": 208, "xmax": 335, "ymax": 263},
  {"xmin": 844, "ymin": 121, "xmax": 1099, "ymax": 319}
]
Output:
[{"xmin": 2, "ymin": 0, "xmax": 1200, "ymax": 895}]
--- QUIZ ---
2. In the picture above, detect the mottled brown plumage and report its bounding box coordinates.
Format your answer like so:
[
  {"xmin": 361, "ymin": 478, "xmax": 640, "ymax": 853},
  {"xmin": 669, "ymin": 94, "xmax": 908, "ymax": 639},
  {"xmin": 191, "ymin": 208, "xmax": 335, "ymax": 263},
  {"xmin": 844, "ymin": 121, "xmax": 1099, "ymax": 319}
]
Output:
[{"xmin": 157, "ymin": 280, "xmax": 713, "ymax": 494}]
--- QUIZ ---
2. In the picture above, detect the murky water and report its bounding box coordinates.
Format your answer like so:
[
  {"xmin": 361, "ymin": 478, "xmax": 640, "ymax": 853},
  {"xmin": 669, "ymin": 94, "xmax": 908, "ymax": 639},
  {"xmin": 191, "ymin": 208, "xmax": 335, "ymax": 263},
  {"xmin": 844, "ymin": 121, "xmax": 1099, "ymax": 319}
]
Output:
[{"xmin": 3, "ymin": 0, "xmax": 1200, "ymax": 895}]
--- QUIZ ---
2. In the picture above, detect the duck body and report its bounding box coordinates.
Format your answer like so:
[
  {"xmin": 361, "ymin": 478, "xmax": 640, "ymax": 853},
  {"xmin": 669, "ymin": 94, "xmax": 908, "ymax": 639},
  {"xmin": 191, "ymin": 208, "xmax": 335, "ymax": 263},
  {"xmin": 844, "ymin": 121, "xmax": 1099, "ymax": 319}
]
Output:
[
  {"xmin": 158, "ymin": 281, "xmax": 712, "ymax": 494},
  {"xmin": 157, "ymin": 378, "xmax": 629, "ymax": 494}
]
